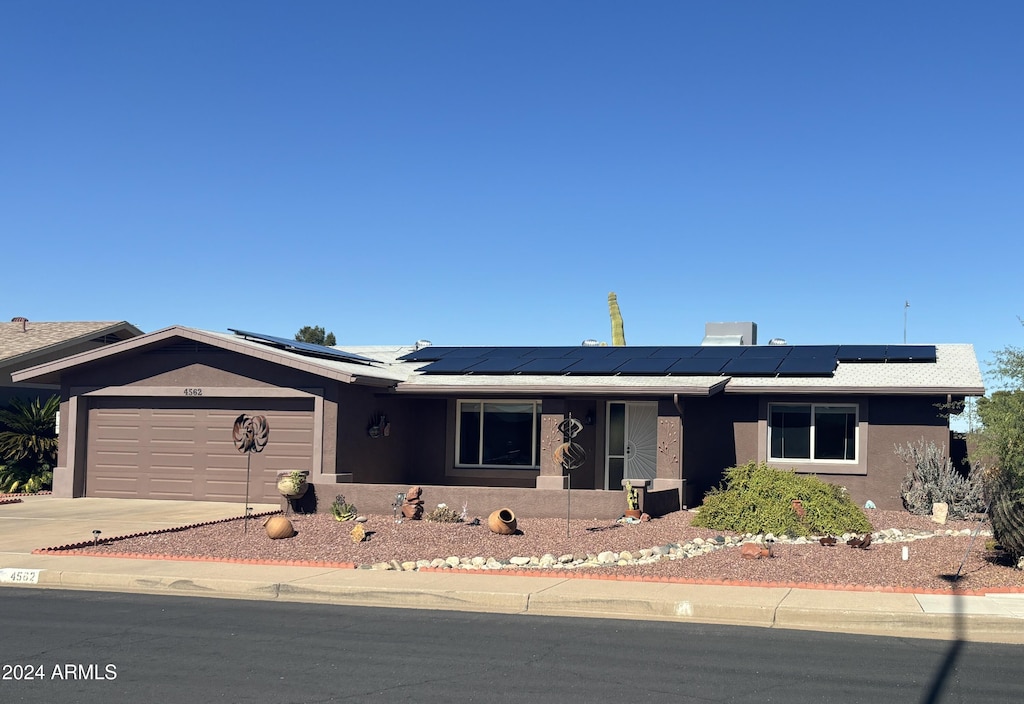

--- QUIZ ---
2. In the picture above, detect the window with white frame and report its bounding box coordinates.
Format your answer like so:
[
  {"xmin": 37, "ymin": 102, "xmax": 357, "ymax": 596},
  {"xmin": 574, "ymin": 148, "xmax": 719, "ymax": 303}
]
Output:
[
  {"xmin": 769, "ymin": 403, "xmax": 857, "ymax": 462},
  {"xmin": 456, "ymin": 401, "xmax": 541, "ymax": 468}
]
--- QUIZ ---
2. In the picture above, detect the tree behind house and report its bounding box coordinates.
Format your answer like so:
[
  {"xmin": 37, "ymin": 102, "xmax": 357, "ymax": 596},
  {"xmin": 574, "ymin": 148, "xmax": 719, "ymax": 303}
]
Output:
[
  {"xmin": 976, "ymin": 322, "xmax": 1024, "ymax": 562},
  {"xmin": 295, "ymin": 325, "xmax": 337, "ymax": 346}
]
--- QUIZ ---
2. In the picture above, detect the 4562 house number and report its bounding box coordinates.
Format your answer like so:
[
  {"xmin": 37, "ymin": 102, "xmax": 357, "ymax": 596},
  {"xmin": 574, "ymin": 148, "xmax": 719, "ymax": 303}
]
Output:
[{"xmin": 183, "ymin": 388, "xmax": 203, "ymax": 396}]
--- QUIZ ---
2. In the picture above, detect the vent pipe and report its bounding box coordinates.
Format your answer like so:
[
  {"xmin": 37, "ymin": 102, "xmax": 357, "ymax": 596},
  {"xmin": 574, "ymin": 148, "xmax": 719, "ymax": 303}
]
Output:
[{"xmin": 11, "ymin": 316, "xmax": 28, "ymax": 332}]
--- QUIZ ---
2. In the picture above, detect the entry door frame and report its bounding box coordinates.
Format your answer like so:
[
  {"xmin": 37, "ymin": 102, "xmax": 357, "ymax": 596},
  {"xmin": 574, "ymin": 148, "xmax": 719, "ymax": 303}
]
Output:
[{"xmin": 604, "ymin": 400, "xmax": 658, "ymax": 490}]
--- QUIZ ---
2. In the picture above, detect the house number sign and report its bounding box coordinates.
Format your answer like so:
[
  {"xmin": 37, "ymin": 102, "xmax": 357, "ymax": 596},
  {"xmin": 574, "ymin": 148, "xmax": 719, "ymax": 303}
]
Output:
[{"xmin": 183, "ymin": 388, "xmax": 203, "ymax": 396}]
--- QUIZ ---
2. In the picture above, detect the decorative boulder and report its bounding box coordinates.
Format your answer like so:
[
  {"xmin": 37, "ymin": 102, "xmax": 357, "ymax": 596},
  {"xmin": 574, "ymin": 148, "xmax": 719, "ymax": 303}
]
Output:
[{"xmin": 264, "ymin": 515, "xmax": 295, "ymax": 539}]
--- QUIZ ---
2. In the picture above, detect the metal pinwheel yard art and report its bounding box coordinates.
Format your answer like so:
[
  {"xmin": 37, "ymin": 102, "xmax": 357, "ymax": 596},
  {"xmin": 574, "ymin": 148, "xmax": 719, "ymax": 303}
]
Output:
[
  {"xmin": 554, "ymin": 414, "xmax": 586, "ymax": 537},
  {"xmin": 232, "ymin": 414, "xmax": 269, "ymax": 531}
]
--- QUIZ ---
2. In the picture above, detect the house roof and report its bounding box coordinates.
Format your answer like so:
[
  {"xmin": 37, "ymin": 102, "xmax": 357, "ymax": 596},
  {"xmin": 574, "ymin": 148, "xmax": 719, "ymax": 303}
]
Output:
[
  {"xmin": 11, "ymin": 326, "xmax": 986, "ymax": 398},
  {"xmin": 12, "ymin": 326, "xmax": 409, "ymax": 387},
  {"xmin": 1, "ymin": 320, "xmax": 143, "ymax": 386},
  {"xmin": 348, "ymin": 343, "xmax": 985, "ymax": 397}
]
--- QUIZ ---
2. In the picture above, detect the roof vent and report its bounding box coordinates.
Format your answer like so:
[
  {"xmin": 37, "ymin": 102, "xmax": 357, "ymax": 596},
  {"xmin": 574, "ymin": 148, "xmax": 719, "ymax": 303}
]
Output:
[
  {"xmin": 414, "ymin": 339, "xmax": 432, "ymax": 351},
  {"xmin": 581, "ymin": 339, "xmax": 602, "ymax": 347},
  {"xmin": 768, "ymin": 338, "xmax": 787, "ymax": 346},
  {"xmin": 11, "ymin": 316, "xmax": 28, "ymax": 332}
]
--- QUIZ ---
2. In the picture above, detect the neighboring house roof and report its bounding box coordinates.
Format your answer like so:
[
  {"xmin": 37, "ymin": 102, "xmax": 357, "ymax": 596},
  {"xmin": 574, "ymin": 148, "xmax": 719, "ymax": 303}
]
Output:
[
  {"xmin": 1, "ymin": 319, "xmax": 143, "ymax": 387},
  {"xmin": 12, "ymin": 325, "xmax": 986, "ymax": 398}
]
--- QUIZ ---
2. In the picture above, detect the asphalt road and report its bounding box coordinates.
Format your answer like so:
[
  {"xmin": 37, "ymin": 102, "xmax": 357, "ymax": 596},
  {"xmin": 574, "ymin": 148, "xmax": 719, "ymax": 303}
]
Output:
[{"xmin": 0, "ymin": 590, "xmax": 1020, "ymax": 703}]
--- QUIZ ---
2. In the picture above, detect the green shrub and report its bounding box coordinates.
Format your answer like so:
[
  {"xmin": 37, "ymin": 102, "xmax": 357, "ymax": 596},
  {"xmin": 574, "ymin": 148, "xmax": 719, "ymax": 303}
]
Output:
[
  {"xmin": 692, "ymin": 461, "xmax": 872, "ymax": 536},
  {"xmin": 0, "ymin": 463, "xmax": 52, "ymax": 494}
]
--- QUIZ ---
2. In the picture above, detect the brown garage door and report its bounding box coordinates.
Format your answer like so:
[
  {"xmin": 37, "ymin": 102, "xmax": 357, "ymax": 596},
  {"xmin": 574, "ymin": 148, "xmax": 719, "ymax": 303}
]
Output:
[{"xmin": 86, "ymin": 397, "xmax": 315, "ymax": 502}]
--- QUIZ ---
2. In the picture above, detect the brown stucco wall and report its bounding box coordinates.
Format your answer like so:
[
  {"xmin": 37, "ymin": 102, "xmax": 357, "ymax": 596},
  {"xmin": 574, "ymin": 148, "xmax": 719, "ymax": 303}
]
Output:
[{"xmin": 715, "ymin": 393, "xmax": 950, "ymax": 511}]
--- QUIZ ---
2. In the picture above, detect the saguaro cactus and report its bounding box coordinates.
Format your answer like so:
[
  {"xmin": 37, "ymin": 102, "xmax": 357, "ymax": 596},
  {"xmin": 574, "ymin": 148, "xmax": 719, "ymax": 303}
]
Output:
[{"xmin": 608, "ymin": 292, "xmax": 626, "ymax": 346}]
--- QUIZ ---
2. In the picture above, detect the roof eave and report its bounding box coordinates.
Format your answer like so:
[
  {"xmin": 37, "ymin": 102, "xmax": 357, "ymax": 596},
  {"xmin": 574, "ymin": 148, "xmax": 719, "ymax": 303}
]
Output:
[
  {"xmin": 724, "ymin": 384, "xmax": 986, "ymax": 396},
  {"xmin": 393, "ymin": 379, "xmax": 730, "ymax": 397}
]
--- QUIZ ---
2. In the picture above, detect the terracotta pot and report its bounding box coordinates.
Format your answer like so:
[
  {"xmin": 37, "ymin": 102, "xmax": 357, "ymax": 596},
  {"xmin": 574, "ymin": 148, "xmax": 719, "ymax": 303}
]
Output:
[
  {"xmin": 624, "ymin": 509, "xmax": 643, "ymax": 520},
  {"xmin": 264, "ymin": 515, "xmax": 295, "ymax": 539},
  {"xmin": 488, "ymin": 508, "xmax": 517, "ymax": 535}
]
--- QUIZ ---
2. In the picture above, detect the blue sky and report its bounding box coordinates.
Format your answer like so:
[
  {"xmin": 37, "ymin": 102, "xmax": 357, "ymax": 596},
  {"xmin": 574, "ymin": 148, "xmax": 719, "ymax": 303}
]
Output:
[{"xmin": 2, "ymin": 2, "xmax": 1022, "ymax": 381}]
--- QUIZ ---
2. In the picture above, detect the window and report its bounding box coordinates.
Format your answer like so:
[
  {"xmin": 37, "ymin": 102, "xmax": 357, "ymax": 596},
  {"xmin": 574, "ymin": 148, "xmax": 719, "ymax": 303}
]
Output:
[
  {"xmin": 456, "ymin": 401, "xmax": 540, "ymax": 468},
  {"xmin": 769, "ymin": 403, "xmax": 857, "ymax": 462}
]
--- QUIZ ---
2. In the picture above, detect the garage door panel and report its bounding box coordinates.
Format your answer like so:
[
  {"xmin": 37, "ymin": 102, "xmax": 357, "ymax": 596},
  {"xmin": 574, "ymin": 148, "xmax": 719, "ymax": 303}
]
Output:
[{"xmin": 87, "ymin": 400, "xmax": 315, "ymax": 502}]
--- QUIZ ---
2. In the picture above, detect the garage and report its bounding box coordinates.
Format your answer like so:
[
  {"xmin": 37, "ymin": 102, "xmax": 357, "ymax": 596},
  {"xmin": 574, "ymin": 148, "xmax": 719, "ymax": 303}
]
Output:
[{"xmin": 85, "ymin": 397, "xmax": 315, "ymax": 502}]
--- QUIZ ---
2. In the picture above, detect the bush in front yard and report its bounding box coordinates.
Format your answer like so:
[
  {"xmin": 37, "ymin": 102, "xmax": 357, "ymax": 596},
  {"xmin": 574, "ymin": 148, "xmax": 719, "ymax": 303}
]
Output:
[
  {"xmin": 692, "ymin": 461, "xmax": 872, "ymax": 536},
  {"xmin": 895, "ymin": 439, "xmax": 985, "ymax": 519}
]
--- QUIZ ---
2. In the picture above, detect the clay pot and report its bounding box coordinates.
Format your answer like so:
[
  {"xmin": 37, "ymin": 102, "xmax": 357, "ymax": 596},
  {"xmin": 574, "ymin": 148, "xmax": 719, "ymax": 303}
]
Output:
[
  {"xmin": 264, "ymin": 515, "xmax": 295, "ymax": 539},
  {"xmin": 624, "ymin": 509, "xmax": 643, "ymax": 520},
  {"xmin": 488, "ymin": 508, "xmax": 517, "ymax": 535},
  {"xmin": 277, "ymin": 472, "xmax": 308, "ymax": 499}
]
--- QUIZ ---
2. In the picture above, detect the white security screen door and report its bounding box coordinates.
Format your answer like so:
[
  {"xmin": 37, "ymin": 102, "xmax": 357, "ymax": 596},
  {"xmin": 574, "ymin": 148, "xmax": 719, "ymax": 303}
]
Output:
[{"xmin": 605, "ymin": 401, "xmax": 658, "ymax": 489}]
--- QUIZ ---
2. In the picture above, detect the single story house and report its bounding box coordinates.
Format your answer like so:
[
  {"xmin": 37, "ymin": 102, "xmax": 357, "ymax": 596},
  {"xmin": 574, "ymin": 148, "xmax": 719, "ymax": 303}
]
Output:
[
  {"xmin": 12, "ymin": 323, "xmax": 984, "ymax": 517},
  {"xmin": 1, "ymin": 318, "xmax": 143, "ymax": 407}
]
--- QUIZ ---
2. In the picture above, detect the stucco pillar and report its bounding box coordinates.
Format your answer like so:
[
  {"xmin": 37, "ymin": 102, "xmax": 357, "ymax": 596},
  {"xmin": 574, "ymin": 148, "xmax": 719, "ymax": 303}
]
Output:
[
  {"xmin": 653, "ymin": 408, "xmax": 685, "ymax": 507},
  {"xmin": 536, "ymin": 403, "xmax": 568, "ymax": 490}
]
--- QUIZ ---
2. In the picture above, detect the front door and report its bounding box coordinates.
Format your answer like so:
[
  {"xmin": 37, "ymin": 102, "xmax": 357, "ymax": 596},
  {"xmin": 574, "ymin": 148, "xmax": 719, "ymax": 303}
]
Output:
[{"xmin": 605, "ymin": 401, "xmax": 658, "ymax": 489}]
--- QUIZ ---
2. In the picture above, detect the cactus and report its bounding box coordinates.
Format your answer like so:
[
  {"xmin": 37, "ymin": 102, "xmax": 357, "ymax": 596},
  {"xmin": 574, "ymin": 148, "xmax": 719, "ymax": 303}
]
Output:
[
  {"xmin": 330, "ymin": 494, "xmax": 358, "ymax": 521},
  {"xmin": 608, "ymin": 292, "xmax": 626, "ymax": 346},
  {"xmin": 625, "ymin": 480, "xmax": 639, "ymax": 510},
  {"xmin": 987, "ymin": 468, "xmax": 1024, "ymax": 562}
]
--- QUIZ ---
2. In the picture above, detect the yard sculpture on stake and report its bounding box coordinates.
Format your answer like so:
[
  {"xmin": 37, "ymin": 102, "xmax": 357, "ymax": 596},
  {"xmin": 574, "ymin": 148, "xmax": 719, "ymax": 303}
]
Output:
[
  {"xmin": 232, "ymin": 414, "xmax": 269, "ymax": 532},
  {"xmin": 554, "ymin": 414, "xmax": 586, "ymax": 538}
]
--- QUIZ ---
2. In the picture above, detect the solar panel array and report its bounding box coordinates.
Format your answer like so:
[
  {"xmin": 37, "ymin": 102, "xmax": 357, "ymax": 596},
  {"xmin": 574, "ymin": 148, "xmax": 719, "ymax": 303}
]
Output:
[
  {"xmin": 228, "ymin": 328, "xmax": 376, "ymax": 364},
  {"xmin": 398, "ymin": 344, "xmax": 936, "ymax": 377}
]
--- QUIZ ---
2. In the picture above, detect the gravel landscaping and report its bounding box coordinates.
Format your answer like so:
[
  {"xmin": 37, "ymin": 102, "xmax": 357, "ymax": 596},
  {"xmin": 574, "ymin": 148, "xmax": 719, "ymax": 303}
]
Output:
[{"xmin": 41, "ymin": 508, "xmax": 1024, "ymax": 594}]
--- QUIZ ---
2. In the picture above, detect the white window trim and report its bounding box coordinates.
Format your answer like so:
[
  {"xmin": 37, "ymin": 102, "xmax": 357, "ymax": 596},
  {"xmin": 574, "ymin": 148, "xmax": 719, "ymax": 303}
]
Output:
[
  {"xmin": 454, "ymin": 399, "xmax": 541, "ymax": 469},
  {"xmin": 768, "ymin": 402, "xmax": 859, "ymax": 464}
]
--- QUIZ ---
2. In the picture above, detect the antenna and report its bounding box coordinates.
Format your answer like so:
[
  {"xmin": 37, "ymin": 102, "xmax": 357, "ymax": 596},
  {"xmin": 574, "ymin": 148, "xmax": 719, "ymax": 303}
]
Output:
[{"xmin": 903, "ymin": 300, "xmax": 910, "ymax": 343}]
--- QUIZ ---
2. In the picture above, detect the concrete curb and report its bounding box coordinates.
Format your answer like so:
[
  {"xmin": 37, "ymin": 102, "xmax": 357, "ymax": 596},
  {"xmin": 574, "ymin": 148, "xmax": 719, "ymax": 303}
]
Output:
[{"xmin": 7, "ymin": 565, "xmax": 1020, "ymax": 644}]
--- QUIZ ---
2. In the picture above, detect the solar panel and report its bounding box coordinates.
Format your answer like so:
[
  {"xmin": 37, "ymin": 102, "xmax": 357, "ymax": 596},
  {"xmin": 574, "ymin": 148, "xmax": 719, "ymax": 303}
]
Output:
[
  {"xmin": 397, "ymin": 346, "xmax": 460, "ymax": 361},
  {"xmin": 603, "ymin": 346, "xmax": 658, "ymax": 359},
  {"xmin": 615, "ymin": 358, "xmax": 676, "ymax": 374},
  {"xmin": 563, "ymin": 357, "xmax": 628, "ymax": 374},
  {"xmin": 418, "ymin": 357, "xmax": 482, "ymax": 373},
  {"xmin": 650, "ymin": 347, "xmax": 700, "ymax": 358},
  {"xmin": 693, "ymin": 346, "xmax": 742, "ymax": 358},
  {"xmin": 737, "ymin": 346, "xmax": 792, "ymax": 359},
  {"xmin": 786, "ymin": 345, "xmax": 839, "ymax": 358},
  {"xmin": 229, "ymin": 329, "xmax": 375, "ymax": 364},
  {"xmin": 837, "ymin": 345, "xmax": 888, "ymax": 361},
  {"xmin": 483, "ymin": 347, "xmax": 538, "ymax": 358},
  {"xmin": 776, "ymin": 356, "xmax": 837, "ymax": 375},
  {"xmin": 460, "ymin": 357, "xmax": 526, "ymax": 373},
  {"xmin": 884, "ymin": 345, "xmax": 936, "ymax": 361},
  {"xmin": 666, "ymin": 357, "xmax": 728, "ymax": 374},
  {"xmin": 515, "ymin": 358, "xmax": 583, "ymax": 374},
  {"xmin": 721, "ymin": 357, "xmax": 783, "ymax": 375},
  {"xmin": 522, "ymin": 347, "xmax": 580, "ymax": 358}
]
